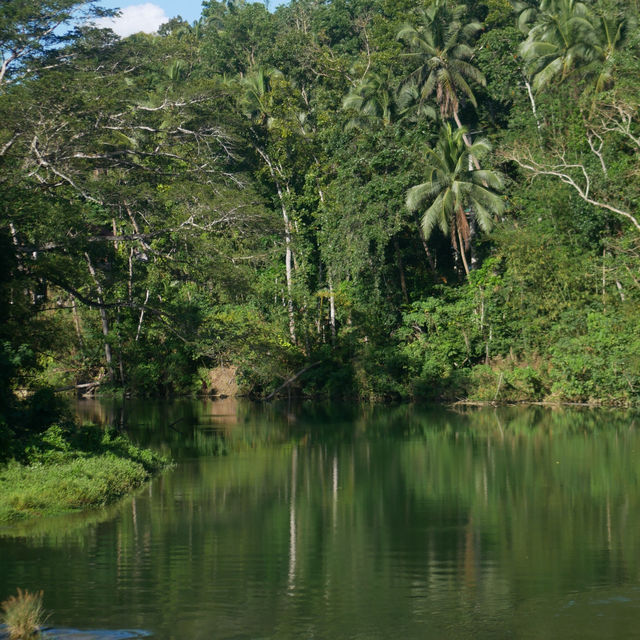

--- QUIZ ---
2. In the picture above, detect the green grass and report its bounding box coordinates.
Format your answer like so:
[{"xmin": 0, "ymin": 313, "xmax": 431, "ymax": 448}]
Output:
[{"xmin": 0, "ymin": 424, "xmax": 171, "ymax": 523}]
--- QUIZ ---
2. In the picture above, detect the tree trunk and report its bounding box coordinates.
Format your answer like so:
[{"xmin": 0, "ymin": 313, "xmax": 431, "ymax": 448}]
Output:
[
  {"xmin": 523, "ymin": 76, "xmax": 542, "ymax": 131},
  {"xmin": 453, "ymin": 108, "xmax": 486, "ymax": 271},
  {"xmin": 283, "ymin": 211, "xmax": 296, "ymax": 344},
  {"xmin": 71, "ymin": 297, "xmax": 84, "ymax": 348},
  {"xmin": 394, "ymin": 237, "xmax": 409, "ymax": 303},
  {"xmin": 317, "ymin": 186, "xmax": 336, "ymax": 344},
  {"xmin": 84, "ymin": 252, "xmax": 114, "ymax": 379},
  {"xmin": 254, "ymin": 147, "xmax": 296, "ymax": 344},
  {"xmin": 456, "ymin": 224, "xmax": 471, "ymax": 276},
  {"xmin": 328, "ymin": 273, "xmax": 337, "ymax": 344},
  {"xmin": 135, "ymin": 289, "xmax": 150, "ymax": 341}
]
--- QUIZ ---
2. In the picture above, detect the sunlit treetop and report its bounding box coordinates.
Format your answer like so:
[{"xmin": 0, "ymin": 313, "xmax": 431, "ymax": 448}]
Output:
[{"xmin": 0, "ymin": 0, "xmax": 116, "ymax": 87}]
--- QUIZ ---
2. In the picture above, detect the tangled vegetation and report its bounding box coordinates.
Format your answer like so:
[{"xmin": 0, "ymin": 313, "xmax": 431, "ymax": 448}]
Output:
[{"xmin": 1, "ymin": 0, "xmax": 639, "ymax": 406}]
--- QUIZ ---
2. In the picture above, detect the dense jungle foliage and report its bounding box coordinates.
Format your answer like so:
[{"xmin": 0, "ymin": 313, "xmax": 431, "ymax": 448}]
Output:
[{"xmin": 1, "ymin": 0, "xmax": 640, "ymax": 430}]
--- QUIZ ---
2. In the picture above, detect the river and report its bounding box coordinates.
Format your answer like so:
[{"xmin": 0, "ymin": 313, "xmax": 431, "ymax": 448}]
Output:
[{"xmin": 1, "ymin": 399, "xmax": 640, "ymax": 639}]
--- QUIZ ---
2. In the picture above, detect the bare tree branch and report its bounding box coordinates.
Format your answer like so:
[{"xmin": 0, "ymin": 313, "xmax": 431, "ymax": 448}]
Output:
[{"xmin": 506, "ymin": 148, "xmax": 640, "ymax": 232}]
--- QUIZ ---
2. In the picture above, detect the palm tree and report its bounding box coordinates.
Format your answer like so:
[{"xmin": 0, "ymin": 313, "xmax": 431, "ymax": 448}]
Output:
[
  {"xmin": 342, "ymin": 70, "xmax": 399, "ymax": 130},
  {"xmin": 397, "ymin": 1, "xmax": 485, "ymax": 132},
  {"xmin": 238, "ymin": 67, "xmax": 283, "ymax": 124},
  {"xmin": 583, "ymin": 6, "xmax": 637, "ymax": 93},
  {"xmin": 512, "ymin": 0, "xmax": 542, "ymax": 34},
  {"xmin": 406, "ymin": 124, "xmax": 505, "ymax": 276},
  {"xmin": 519, "ymin": 0, "xmax": 598, "ymax": 91},
  {"xmin": 518, "ymin": 0, "xmax": 636, "ymax": 94}
]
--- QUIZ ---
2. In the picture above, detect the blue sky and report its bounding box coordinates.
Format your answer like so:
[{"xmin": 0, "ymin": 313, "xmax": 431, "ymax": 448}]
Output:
[{"xmin": 96, "ymin": 1, "xmax": 290, "ymax": 36}]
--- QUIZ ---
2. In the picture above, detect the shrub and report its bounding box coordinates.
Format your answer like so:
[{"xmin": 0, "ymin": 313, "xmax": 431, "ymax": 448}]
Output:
[
  {"xmin": 549, "ymin": 312, "xmax": 640, "ymax": 404},
  {"xmin": 1, "ymin": 589, "xmax": 47, "ymax": 640}
]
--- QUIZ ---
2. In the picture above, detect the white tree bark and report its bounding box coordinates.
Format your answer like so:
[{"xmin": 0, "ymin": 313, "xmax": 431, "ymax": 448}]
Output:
[
  {"xmin": 507, "ymin": 150, "xmax": 640, "ymax": 233},
  {"xmin": 254, "ymin": 146, "xmax": 297, "ymax": 344},
  {"xmin": 84, "ymin": 252, "xmax": 114, "ymax": 378}
]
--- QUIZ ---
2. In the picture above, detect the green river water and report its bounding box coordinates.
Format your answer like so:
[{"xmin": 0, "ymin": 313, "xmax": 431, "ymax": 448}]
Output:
[{"xmin": 2, "ymin": 400, "xmax": 640, "ymax": 639}]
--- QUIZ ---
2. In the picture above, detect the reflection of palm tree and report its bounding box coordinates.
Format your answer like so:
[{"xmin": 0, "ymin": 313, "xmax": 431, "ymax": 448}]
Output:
[
  {"xmin": 406, "ymin": 125, "xmax": 504, "ymax": 276},
  {"xmin": 397, "ymin": 1, "xmax": 485, "ymax": 131}
]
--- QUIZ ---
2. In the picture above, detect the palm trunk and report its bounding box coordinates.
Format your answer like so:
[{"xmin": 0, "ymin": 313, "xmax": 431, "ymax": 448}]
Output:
[
  {"xmin": 456, "ymin": 224, "xmax": 470, "ymax": 276},
  {"xmin": 453, "ymin": 107, "xmax": 484, "ymax": 272},
  {"xmin": 453, "ymin": 109, "xmax": 479, "ymax": 167}
]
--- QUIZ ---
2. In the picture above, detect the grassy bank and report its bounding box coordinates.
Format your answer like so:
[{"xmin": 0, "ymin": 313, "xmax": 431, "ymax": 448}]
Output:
[{"xmin": 0, "ymin": 424, "xmax": 170, "ymax": 523}]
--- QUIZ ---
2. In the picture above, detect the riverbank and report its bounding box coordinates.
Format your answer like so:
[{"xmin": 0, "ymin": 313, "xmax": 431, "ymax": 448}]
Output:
[{"xmin": 0, "ymin": 425, "xmax": 171, "ymax": 523}]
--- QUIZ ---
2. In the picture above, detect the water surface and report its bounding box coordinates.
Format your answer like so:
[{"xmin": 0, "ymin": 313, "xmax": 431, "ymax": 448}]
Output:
[{"xmin": 1, "ymin": 400, "xmax": 640, "ymax": 639}]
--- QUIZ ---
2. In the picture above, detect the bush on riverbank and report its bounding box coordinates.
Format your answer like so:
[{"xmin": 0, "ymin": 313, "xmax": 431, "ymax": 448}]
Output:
[{"xmin": 0, "ymin": 424, "xmax": 170, "ymax": 523}]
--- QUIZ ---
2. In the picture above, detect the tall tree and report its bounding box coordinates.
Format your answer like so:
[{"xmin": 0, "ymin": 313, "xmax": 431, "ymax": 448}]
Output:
[
  {"xmin": 397, "ymin": 1, "xmax": 485, "ymax": 132},
  {"xmin": 0, "ymin": 0, "xmax": 114, "ymax": 87},
  {"xmin": 238, "ymin": 67, "xmax": 306, "ymax": 345},
  {"xmin": 406, "ymin": 124, "xmax": 505, "ymax": 276},
  {"xmin": 518, "ymin": 0, "xmax": 636, "ymax": 92}
]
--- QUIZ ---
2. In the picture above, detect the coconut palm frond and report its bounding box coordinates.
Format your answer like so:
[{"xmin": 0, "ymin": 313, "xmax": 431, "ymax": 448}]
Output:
[
  {"xmin": 521, "ymin": 0, "xmax": 634, "ymax": 91},
  {"xmin": 468, "ymin": 138, "xmax": 492, "ymax": 161},
  {"xmin": 532, "ymin": 56, "xmax": 564, "ymax": 91},
  {"xmin": 397, "ymin": 2, "xmax": 485, "ymax": 120},
  {"xmin": 406, "ymin": 124, "xmax": 506, "ymax": 274},
  {"xmin": 342, "ymin": 92, "xmax": 364, "ymax": 112},
  {"xmin": 421, "ymin": 195, "xmax": 445, "ymax": 237},
  {"xmin": 407, "ymin": 181, "xmax": 435, "ymax": 212},
  {"xmin": 471, "ymin": 170, "xmax": 504, "ymax": 191}
]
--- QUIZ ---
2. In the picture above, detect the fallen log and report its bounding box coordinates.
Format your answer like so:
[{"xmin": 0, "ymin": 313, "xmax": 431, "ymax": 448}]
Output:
[{"xmin": 54, "ymin": 382, "xmax": 101, "ymax": 394}]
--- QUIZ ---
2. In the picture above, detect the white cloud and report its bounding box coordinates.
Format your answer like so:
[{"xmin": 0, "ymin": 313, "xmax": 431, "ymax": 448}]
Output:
[{"xmin": 95, "ymin": 3, "xmax": 168, "ymax": 37}]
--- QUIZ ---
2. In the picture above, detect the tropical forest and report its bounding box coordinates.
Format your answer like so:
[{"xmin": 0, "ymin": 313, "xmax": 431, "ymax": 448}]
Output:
[
  {"xmin": 1, "ymin": 1, "xmax": 640, "ymax": 637},
  {"xmin": 2, "ymin": 0, "xmax": 639, "ymax": 412}
]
